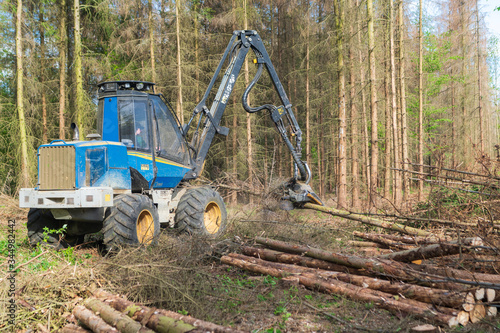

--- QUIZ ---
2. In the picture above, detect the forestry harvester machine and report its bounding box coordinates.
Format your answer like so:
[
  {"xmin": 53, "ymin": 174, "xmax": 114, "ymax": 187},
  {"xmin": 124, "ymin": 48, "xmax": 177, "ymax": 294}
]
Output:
[{"xmin": 19, "ymin": 30, "xmax": 322, "ymax": 249}]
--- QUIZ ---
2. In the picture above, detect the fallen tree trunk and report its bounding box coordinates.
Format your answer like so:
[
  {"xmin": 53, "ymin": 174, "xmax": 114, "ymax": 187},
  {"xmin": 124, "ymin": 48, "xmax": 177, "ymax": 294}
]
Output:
[
  {"xmin": 353, "ymin": 231, "xmax": 414, "ymax": 249},
  {"xmin": 73, "ymin": 305, "xmax": 119, "ymax": 333},
  {"xmin": 92, "ymin": 289, "xmax": 246, "ymax": 333},
  {"xmin": 358, "ymin": 233, "xmax": 483, "ymax": 247},
  {"xmin": 410, "ymin": 264, "xmax": 500, "ymax": 285},
  {"xmin": 230, "ymin": 253, "xmax": 470, "ymax": 309},
  {"xmin": 255, "ymin": 237, "xmax": 497, "ymax": 290},
  {"xmin": 241, "ymin": 246, "xmax": 364, "ymax": 275},
  {"xmin": 302, "ymin": 203, "xmax": 436, "ymax": 237},
  {"xmin": 84, "ymin": 298, "xmax": 155, "ymax": 333},
  {"xmin": 220, "ymin": 255, "xmax": 458, "ymax": 327},
  {"xmin": 377, "ymin": 243, "xmax": 466, "ymax": 263}
]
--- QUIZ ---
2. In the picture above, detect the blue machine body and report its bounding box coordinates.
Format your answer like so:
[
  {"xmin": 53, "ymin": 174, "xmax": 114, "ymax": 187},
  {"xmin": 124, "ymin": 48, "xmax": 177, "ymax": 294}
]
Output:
[{"xmin": 35, "ymin": 81, "xmax": 193, "ymax": 193}]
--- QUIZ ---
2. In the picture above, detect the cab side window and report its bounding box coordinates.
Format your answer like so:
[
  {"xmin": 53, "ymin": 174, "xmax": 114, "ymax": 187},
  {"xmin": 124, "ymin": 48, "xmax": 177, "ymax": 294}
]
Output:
[
  {"xmin": 152, "ymin": 96, "xmax": 187, "ymax": 164},
  {"xmin": 118, "ymin": 98, "xmax": 150, "ymax": 151}
]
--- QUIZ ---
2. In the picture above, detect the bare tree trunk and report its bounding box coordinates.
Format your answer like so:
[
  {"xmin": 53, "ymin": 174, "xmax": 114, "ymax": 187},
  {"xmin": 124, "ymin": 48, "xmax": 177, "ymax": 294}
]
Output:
[
  {"xmin": 39, "ymin": 6, "xmax": 47, "ymax": 144},
  {"xmin": 349, "ymin": 2, "xmax": 359, "ymax": 209},
  {"xmin": 384, "ymin": 23, "xmax": 392, "ymax": 200},
  {"xmin": 175, "ymin": 0, "xmax": 184, "ymax": 123},
  {"xmin": 475, "ymin": 0, "xmax": 483, "ymax": 152},
  {"xmin": 335, "ymin": 0, "xmax": 347, "ymax": 208},
  {"xmin": 390, "ymin": 0, "xmax": 401, "ymax": 207},
  {"xmin": 58, "ymin": 0, "xmax": 67, "ymax": 140},
  {"xmin": 398, "ymin": 0, "xmax": 409, "ymax": 201},
  {"xmin": 306, "ymin": 18, "xmax": 311, "ymax": 168},
  {"xmin": 16, "ymin": 0, "xmax": 30, "ymax": 188},
  {"xmin": 418, "ymin": 0, "xmax": 424, "ymax": 201},
  {"xmin": 74, "ymin": 0, "xmax": 84, "ymax": 139},
  {"xmin": 357, "ymin": 0, "xmax": 370, "ymax": 199},
  {"xmin": 148, "ymin": 0, "xmax": 156, "ymax": 85},
  {"xmin": 367, "ymin": 0, "xmax": 379, "ymax": 206},
  {"xmin": 231, "ymin": 0, "xmax": 238, "ymax": 205},
  {"xmin": 244, "ymin": 0, "xmax": 253, "ymax": 203}
]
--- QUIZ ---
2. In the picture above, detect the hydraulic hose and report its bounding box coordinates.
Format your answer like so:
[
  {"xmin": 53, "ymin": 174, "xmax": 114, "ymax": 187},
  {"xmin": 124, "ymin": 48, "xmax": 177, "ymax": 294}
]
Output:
[{"xmin": 242, "ymin": 62, "xmax": 310, "ymax": 183}]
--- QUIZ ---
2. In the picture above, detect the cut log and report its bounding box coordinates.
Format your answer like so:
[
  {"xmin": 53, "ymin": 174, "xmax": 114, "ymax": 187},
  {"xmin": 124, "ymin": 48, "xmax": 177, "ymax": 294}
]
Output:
[
  {"xmin": 73, "ymin": 305, "xmax": 119, "ymax": 333},
  {"xmin": 256, "ymin": 237, "xmax": 500, "ymax": 288},
  {"xmin": 463, "ymin": 292, "xmax": 475, "ymax": 312},
  {"xmin": 231, "ymin": 252, "xmax": 469, "ymax": 309},
  {"xmin": 411, "ymin": 324, "xmax": 438, "ymax": 332},
  {"xmin": 92, "ymin": 289, "xmax": 246, "ymax": 333},
  {"xmin": 303, "ymin": 203, "xmax": 436, "ymax": 237},
  {"xmin": 84, "ymin": 298, "xmax": 155, "ymax": 333},
  {"xmin": 475, "ymin": 288, "xmax": 485, "ymax": 301},
  {"xmin": 487, "ymin": 306, "xmax": 498, "ymax": 317},
  {"xmin": 61, "ymin": 324, "xmax": 93, "ymax": 333},
  {"xmin": 456, "ymin": 311, "xmax": 469, "ymax": 326},
  {"xmin": 411, "ymin": 263, "xmax": 500, "ymax": 285},
  {"xmin": 486, "ymin": 289, "xmax": 496, "ymax": 302},
  {"xmin": 377, "ymin": 243, "xmax": 464, "ymax": 263},
  {"xmin": 348, "ymin": 240, "xmax": 384, "ymax": 248},
  {"xmin": 470, "ymin": 302, "xmax": 486, "ymax": 323},
  {"xmin": 255, "ymin": 237, "xmax": 468, "ymax": 290},
  {"xmin": 242, "ymin": 246, "xmax": 364, "ymax": 275},
  {"xmin": 353, "ymin": 231, "xmax": 414, "ymax": 249},
  {"xmin": 221, "ymin": 255, "xmax": 458, "ymax": 327}
]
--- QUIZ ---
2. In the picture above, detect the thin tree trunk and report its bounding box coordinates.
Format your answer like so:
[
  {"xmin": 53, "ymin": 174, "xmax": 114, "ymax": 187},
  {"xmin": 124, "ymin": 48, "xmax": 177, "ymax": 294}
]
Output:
[
  {"xmin": 58, "ymin": 0, "xmax": 67, "ymax": 140},
  {"xmin": 390, "ymin": 0, "xmax": 401, "ymax": 207},
  {"xmin": 349, "ymin": 4, "xmax": 359, "ymax": 209},
  {"xmin": 367, "ymin": 0, "xmax": 379, "ymax": 207},
  {"xmin": 148, "ymin": 0, "xmax": 156, "ymax": 85},
  {"xmin": 475, "ymin": 0, "xmax": 483, "ymax": 152},
  {"xmin": 384, "ymin": 23, "xmax": 391, "ymax": 200},
  {"xmin": 335, "ymin": 0, "xmax": 347, "ymax": 208},
  {"xmin": 305, "ymin": 16, "xmax": 311, "ymax": 168},
  {"xmin": 244, "ymin": 0, "xmax": 253, "ymax": 203},
  {"xmin": 16, "ymin": 0, "xmax": 29, "ymax": 188},
  {"xmin": 175, "ymin": 0, "xmax": 183, "ymax": 123},
  {"xmin": 74, "ymin": 0, "xmax": 84, "ymax": 139},
  {"xmin": 39, "ymin": 6, "xmax": 47, "ymax": 144},
  {"xmin": 357, "ymin": 0, "xmax": 370, "ymax": 198},
  {"xmin": 231, "ymin": 0, "xmax": 237, "ymax": 204},
  {"xmin": 398, "ymin": 0, "xmax": 409, "ymax": 201},
  {"xmin": 418, "ymin": 0, "xmax": 424, "ymax": 201}
]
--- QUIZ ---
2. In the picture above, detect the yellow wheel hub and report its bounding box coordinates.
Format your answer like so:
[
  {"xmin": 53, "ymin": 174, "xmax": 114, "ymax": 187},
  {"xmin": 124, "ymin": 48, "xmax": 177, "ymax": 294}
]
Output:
[
  {"xmin": 204, "ymin": 201, "xmax": 221, "ymax": 234},
  {"xmin": 136, "ymin": 209, "xmax": 155, "ymax": 244}
]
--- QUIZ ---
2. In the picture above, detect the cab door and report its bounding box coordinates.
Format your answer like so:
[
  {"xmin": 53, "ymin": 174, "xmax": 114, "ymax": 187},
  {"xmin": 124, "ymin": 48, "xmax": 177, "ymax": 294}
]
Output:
[
  {"xmin": 117, "ymin": 97, "xmax": 155, "ymax": 185},
  {"xmin": 150, "ymin": 95, "xmax": 191, "ymax": 188}
]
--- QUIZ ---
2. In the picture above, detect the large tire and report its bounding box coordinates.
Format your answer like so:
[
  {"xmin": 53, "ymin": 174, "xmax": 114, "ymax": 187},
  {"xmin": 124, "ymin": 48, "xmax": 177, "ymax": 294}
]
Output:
[
  {"xmin": 27, "ymin": 208, "xmax": 64, "ymax": 247},
  {"xmin": 175, "ymin": 187, "xmax": 227, "ymax": 237},
  {"xmin": 102, "ymin": 194, "xmax": 160, "ymax": 249}
]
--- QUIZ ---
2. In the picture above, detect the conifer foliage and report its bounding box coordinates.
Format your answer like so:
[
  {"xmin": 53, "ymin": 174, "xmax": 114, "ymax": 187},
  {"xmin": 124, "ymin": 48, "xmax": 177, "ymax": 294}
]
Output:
[{"xmin": 2, "ymin": 0, "xmax": 499, "ymax": 208}]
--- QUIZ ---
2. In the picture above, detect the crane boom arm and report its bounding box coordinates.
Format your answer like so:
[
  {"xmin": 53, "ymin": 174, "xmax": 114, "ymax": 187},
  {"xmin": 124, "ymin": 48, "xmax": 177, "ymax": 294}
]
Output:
[{"xmin": 182, "ymin": 30, "xmax": 311, "ymax": 188}]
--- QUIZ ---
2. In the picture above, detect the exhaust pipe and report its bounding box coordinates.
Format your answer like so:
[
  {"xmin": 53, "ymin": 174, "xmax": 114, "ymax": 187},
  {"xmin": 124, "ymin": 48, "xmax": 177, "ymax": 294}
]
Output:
[{"xmin": 71, "ymin": 123, "xmax": 79, "ymax": 141}]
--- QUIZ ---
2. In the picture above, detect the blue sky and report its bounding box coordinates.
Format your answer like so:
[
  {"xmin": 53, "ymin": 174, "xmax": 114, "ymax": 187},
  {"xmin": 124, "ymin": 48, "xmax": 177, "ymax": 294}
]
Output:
[{"xmin": 484, "ymin": 1, "xmax": 500, "ymax": 40}]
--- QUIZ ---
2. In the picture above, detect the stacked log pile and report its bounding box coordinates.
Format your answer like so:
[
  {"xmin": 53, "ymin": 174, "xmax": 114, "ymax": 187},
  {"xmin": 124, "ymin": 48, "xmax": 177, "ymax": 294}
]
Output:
[
  {"xmin": 221, "ymin": 236, "xmax": 500, "ymax": 328},
  {"xmin": 61, "ymin": 289, "xmax": 247, "ymax": 333}
]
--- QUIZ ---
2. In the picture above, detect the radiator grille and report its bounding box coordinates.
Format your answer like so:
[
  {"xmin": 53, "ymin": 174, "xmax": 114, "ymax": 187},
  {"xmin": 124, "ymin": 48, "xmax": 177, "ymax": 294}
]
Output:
[{"xmin": 39, "ymin": 146, "xmax": 76, "ymax": 190}]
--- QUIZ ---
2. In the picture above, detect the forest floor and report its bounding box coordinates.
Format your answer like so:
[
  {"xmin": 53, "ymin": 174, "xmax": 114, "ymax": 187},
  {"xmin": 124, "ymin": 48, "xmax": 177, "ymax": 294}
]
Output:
[{"xmin": 1, "ymin": 191, "xmax": 499, "ymax": 333}]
